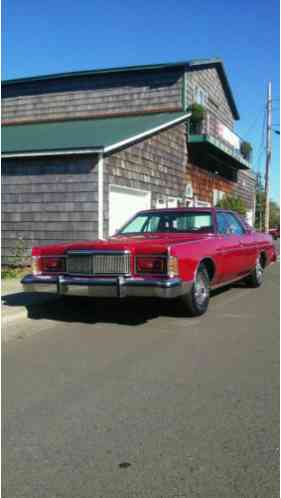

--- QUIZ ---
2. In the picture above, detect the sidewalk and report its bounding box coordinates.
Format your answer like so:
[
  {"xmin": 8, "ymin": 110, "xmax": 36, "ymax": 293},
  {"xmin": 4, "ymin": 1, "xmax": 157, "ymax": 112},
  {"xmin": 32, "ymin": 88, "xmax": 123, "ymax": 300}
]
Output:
[{"xmin": 1, "ymin": 277, "xmax": 57, "ymax": 341}]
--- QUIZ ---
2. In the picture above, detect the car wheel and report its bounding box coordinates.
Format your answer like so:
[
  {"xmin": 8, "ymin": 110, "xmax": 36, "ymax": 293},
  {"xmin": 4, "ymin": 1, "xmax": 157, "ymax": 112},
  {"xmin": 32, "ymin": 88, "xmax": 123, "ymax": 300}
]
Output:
[
  {"xmin": 245, "ymin": 255, "xmax": 264, "ymax": 288},
  {"xmin": 181, "ymin": 264, "xmax": 210, "ymax": 317}
]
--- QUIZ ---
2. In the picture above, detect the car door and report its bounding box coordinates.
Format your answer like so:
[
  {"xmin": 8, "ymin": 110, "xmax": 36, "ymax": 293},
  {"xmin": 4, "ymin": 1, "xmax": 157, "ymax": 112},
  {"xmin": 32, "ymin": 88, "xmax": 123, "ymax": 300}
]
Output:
[{"xmin": 215, "ymin": 211, "xmax": 248, "ymax": 282}]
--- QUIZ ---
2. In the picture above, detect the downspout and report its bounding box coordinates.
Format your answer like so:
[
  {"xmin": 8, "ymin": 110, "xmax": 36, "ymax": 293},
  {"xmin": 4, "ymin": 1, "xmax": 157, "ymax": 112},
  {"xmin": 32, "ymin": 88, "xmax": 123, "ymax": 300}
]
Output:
[
  {"xmin": 181, "ymin": 69, "xmax": 187, "ymax": 111},
  {"xmin": 182, "ymin": 67, "xmax": 189, "ymax": 207},
  {"xmin": 98, "ymin": 153, "xmax": 104, "ymax": 239}
]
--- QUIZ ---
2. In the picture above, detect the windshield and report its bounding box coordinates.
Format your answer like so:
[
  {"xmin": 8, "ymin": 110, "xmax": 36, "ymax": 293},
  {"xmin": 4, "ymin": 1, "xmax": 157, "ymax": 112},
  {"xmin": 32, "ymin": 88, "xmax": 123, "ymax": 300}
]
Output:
[{"xmin": 118, "ymin": 211, "xmax": 213, "ymax": 235}]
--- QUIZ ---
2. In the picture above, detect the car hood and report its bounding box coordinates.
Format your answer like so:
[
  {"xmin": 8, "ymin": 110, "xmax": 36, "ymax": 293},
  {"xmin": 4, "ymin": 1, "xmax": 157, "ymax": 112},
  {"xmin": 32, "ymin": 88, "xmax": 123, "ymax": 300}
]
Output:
[{"xmin": 33, "ymin": 232, "xmax": 214, "ymax": 256}]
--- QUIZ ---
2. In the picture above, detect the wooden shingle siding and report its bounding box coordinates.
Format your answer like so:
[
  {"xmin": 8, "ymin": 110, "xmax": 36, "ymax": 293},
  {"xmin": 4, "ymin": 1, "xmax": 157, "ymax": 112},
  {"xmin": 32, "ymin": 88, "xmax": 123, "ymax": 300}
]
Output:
[
  {"xmin": 234, "ymin": 170, "xmax": 256, "ymax": 210},
  {"xmin": 3, "ymin": 69, "xmax": 183, "ymax": 123},
  {"xmin": 2, "ymin": 157, "xmax": 99, "ymax": 264},
  {"xmin": 186, "ymin": 67, "xmax": 235, "ymax": 129},
  {"xmin": 186, "ymin": 163, "xmax": 234, "ymax": 205},
  {"xmin": 104, "ymin": 124, "xmax": 187, "ymax": 235}
]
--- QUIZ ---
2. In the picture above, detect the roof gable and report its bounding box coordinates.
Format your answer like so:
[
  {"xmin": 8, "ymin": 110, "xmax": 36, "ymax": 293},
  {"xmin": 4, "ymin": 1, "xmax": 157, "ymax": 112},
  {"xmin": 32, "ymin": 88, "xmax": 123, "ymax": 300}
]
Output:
[{"xmin": 3, "ymin": 58, "xmax": 239, "ymax": 120}]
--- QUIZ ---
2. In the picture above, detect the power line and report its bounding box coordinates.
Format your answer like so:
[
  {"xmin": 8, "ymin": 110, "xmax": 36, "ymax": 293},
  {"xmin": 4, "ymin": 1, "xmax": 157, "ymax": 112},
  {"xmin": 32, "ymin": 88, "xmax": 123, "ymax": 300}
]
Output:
[{"xmin": 241, "ymin": 104, "xmax": 266, "ymax": 138}]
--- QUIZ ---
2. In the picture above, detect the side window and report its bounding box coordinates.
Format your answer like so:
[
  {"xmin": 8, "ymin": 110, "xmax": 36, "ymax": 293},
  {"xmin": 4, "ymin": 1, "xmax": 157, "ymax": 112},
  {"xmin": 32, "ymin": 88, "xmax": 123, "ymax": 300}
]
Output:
[
  {"xmin": 194, "ymin": 85, "xmax": 208, "ymax": 106},
  {"xmin": 144, "ymin": 216, "xmax": 161, "ymax": 232},
  {"xmin": 224, "ymin": 213, "xmax": 245, "ymax": 235},
  {"xmin": 216, "ymin": 212, "xmax": 229, "ymax": 234}
]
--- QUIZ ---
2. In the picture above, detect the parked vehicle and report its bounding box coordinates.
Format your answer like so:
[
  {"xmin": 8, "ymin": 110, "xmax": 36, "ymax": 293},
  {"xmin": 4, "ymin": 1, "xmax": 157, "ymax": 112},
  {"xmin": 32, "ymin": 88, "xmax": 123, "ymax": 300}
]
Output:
[
  {"xmin": 269, "ymin": 226, "xmax": 280, "ymax": 240},
  {"xmin": 22, "ymin": 208, "xmax": 277, "ymax": 316}
]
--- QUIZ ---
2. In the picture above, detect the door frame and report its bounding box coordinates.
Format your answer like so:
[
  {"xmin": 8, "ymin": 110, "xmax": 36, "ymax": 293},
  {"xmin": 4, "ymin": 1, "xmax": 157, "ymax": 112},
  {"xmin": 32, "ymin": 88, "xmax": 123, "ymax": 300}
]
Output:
[{"xmin": 108, "ymin": 184, "xmax": 151, "ymax": 236}]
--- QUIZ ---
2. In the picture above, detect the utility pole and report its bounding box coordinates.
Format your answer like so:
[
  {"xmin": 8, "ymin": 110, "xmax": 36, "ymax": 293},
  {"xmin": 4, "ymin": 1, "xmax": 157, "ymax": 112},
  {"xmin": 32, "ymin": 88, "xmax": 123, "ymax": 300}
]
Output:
[{"xmin": 264, "ymin": 81, "xmax": 272, "ymax": 232}]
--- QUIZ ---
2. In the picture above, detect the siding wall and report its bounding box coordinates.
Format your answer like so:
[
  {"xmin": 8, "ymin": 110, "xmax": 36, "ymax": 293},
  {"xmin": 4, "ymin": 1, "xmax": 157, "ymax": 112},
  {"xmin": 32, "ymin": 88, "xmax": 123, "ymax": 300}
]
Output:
[
  {"xmin": 235, "ymin": 170, "xmax": 256, "ymax": 210},
  {"xmin": 186, "ymin": 163, "xmax": 234, "ymax": 205},
  {"xmin": 104, "ymin": 124, "xmax": 187, "ymax": 235},
  {"xmin": 2, "ymin": 156, "xmax": 99, "ymax": 264},
  {"xmin": 186, "ymin": 67, "xmax": 235, "ymax": 129},
  {"xmin": 185, "ymin": 162, "xmax": 256, "ymax": 211},
  {"xmin": 3, "ymin": 69, "xmax": 183, "ymax": 124}
]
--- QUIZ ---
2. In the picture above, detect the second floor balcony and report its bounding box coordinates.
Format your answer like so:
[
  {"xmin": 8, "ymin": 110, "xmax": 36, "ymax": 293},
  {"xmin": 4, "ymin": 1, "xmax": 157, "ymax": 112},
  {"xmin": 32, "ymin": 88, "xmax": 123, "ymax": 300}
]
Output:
[{"xmin": 187, "ymin": 111, "xmax": 252, "ymax": 174}]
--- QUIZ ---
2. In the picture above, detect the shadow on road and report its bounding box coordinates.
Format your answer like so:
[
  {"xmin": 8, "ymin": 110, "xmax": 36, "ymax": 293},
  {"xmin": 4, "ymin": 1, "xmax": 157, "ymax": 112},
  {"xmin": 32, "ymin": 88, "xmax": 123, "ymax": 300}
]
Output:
[{"xmin": 2, "ymin": 282, "xmax": 243, "ymax": 326}]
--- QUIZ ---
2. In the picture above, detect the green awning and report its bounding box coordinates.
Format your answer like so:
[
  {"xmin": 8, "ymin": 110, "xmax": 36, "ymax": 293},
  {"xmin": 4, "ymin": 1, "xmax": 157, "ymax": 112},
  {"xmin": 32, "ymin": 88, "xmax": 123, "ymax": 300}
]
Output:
[{"xmin": 2, "ymin": 112, "xmax": 190, "ymax": 157}]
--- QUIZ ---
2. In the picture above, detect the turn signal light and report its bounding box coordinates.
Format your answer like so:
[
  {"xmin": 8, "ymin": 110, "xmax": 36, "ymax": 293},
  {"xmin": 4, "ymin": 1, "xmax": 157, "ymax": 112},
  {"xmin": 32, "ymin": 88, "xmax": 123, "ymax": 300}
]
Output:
[
  {"xmin": 136, "ymin": 256, "xmax": 166, "ymax": 274},
  {"xmin": 167, "ymin": 256, "xmax": 179, "ymax": 277},
  {"xmin": 32, "ymin": 256, "xmax": 65, "ymax": 275},
  {"xmin": 32, "ymin": 256, "xmax": 43, "ymax": 275}
]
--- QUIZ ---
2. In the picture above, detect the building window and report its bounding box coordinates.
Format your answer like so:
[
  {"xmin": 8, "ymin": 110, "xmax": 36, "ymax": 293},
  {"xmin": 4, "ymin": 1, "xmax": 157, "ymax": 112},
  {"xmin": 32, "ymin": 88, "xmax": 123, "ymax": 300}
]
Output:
[
  {"xmin": 155, "ymin": 196, "xmax": 181, "ymax": 208},
  {"xmin": 194, "ymin": 85, "xmax": 208, "ymax": 106},
  {"xmin": 213, "ymin": 189, "xmax": 225, "ymax": 206},
  {"xmin": 194, "ymin": 197, "xmax": 211, "ymax": 208}
]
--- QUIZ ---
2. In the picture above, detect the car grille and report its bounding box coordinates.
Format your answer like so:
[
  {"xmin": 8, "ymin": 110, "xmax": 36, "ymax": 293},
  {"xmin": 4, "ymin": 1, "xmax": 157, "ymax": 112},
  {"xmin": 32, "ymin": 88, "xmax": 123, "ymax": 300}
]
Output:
[{"xmin": 66, "ymin": 251, "xmax": 131, "ymax": 276}]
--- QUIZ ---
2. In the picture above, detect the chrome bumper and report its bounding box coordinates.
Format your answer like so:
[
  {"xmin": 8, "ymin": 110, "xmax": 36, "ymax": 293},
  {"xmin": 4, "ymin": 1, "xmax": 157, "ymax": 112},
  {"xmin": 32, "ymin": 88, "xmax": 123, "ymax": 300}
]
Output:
[{"xmin": 21, "ymin": 274, "xmax": 192, "ymax": 299}]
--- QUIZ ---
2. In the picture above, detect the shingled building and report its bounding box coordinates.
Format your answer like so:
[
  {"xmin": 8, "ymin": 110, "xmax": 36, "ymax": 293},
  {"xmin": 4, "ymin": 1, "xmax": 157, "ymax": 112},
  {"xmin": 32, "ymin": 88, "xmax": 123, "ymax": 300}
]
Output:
[{"xmin": 2, "ymin": 59, "xmax": 256, "ymax": 264}]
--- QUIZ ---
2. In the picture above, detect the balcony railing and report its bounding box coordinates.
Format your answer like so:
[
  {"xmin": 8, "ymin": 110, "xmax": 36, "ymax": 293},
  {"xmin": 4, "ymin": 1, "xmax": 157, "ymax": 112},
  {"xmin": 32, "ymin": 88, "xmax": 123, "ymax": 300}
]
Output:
[{"xmin": 188, "ymin": 111, "xmax": 252, "ymax": 163}]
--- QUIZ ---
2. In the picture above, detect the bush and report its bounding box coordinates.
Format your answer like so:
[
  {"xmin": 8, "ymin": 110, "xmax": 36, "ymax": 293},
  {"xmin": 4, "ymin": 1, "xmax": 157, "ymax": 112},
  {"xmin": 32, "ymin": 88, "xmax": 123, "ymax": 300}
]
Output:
[
  {"xmin": 1, "ymin": 267, "xmax": 28, "ymax": 279},
  {"xmin": 216, "ymin": 194, "xmax": 247, "ymax": 216},
  {"xmin": 2, "ymin": 238, "xmax": 28, "ymax": 278},
  {"xmin": 187, "ymin": 103, "xmax": 206, "ymax": 134}
]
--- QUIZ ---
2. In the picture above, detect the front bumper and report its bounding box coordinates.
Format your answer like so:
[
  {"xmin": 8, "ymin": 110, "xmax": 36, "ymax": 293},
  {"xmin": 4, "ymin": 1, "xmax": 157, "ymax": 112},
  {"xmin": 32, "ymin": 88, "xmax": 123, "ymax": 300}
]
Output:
[{"xmin": 21, "ymin": 274, "xmax": 192, "ymax": 299}]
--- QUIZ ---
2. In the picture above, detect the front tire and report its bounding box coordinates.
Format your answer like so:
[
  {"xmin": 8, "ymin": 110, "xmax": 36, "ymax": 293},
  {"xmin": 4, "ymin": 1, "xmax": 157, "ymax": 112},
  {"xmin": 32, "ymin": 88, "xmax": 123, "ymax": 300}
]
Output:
[
  {"xmin": 180, "ymin": 265, "xmax": 210, "ymax": 317},
  {"xmin": 245, "ymin": 255, "xmax": 264, "ymax": 288}
]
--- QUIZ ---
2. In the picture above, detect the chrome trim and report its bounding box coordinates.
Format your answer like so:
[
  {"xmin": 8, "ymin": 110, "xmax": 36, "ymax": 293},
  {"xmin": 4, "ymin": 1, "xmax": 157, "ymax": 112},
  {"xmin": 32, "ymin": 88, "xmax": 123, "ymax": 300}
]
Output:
[
  {"xmin": 66, "ymin": 250, "xmax": 131, "ymax": 276},
  {"xmin": 210, "ymin": 273, "xmax": 251, "ymax": 290},
  {"xmin": 21, "ymin": 274, "xmax": 192, "ymax": 299},
  {"xmin": 21, "ymin": 275, "xmax": 58, "ymax": 294}
]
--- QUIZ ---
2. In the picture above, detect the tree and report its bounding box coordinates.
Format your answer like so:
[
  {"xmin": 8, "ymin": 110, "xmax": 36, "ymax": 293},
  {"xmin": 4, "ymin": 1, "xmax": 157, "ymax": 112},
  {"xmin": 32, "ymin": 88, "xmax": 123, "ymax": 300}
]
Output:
[
  {"xmin": 255, "ymin": 173, "xmax": 280, "ymax": 229},
  {"xmin": 216, "ymin": 194, "xmax": 247, "ymax": 216}
]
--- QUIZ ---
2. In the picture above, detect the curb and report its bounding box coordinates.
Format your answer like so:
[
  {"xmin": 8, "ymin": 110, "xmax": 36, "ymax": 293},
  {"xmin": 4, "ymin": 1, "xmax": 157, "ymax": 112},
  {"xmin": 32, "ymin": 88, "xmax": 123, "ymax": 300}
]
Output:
[{"xmin": 2, "ymin": 308, "xmax": 28, "ymax": 324}]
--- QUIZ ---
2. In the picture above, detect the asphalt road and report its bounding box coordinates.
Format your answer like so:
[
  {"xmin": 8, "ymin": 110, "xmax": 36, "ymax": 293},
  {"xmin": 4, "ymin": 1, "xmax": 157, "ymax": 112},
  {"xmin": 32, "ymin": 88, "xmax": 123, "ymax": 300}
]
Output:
[{"xmin": 3, "ymin": 252, "xmax": 280, "ymax": 498}]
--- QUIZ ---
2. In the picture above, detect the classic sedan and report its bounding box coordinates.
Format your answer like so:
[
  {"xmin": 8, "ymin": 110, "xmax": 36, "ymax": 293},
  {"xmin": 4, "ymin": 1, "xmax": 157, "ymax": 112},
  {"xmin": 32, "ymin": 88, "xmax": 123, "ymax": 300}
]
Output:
[
  {"xmin": 269, "ymin": 226, "xmax": 280, "ymax": 240},
  {"xmin": 22, "ymin": 208, "xmax": 277, "ymax": 316}
]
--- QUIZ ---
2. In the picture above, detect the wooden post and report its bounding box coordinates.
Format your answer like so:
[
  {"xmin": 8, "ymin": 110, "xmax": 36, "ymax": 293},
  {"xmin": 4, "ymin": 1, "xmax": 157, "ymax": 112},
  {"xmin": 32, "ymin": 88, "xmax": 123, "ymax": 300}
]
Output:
[{"xmin": 264, "ymin": 81, "xmax": 272, "ymax": 233}]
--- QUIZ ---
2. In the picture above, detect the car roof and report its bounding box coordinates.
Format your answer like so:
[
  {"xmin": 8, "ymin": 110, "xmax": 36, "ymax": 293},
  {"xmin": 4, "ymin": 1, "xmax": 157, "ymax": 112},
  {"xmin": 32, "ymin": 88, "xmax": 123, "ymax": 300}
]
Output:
[{"xmin": 136, "ymin": 207, "xmax": 219, "ymax": 214}]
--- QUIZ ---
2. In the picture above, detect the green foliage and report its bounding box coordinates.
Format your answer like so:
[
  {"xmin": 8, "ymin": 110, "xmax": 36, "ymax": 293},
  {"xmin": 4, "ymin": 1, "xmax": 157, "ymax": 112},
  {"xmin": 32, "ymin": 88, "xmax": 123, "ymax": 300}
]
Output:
[
  {"xmin": 6, "ymin": 237, "xmax": 26, "ymax": 267},
  {"xmin": 188, "ymin": 103, "xmax": 206, "ymax": 123},
  {"xmin": 269, "ymin": 200, "xmax": 280, "ymax": 227},
  {"xmin": 216, "ymin": 194, "xmax": 247, "ymax": 216},
  {"xmin": 255, "ymin": 174, "xmax": 280, "ymax": 229},
  {"xmin": 240, "ymin": 141, "xmax": 253, "ymax": 160},
  {"xmin": 1, "ymin": 267, "xmax": 27, "ymax": 279},
  {"xmin": 2, "ymin": 238, "xmax": 28, "ymax": 278}
]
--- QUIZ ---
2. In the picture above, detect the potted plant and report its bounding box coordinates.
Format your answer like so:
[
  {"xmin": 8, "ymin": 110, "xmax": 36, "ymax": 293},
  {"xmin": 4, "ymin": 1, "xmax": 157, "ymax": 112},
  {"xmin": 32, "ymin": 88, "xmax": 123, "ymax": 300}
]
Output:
[
  {"xmin": 240, "ymin": 141, "xmax": 252, "ymax": 161},
  {"xmin": 187, "ymin": 103, "xmax": 206, "ymax": 134}
]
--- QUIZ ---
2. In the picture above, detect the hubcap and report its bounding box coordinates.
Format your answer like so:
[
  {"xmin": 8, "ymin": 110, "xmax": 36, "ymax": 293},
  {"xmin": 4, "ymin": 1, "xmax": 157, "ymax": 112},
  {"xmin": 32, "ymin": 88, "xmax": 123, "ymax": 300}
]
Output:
[
  {"xmin": 256, "ymin": 258, "xmax": 263, "ymax": 283},
  {"xmin": 194, "ymin": 274, "xmax": 208, "ymax": 305}
]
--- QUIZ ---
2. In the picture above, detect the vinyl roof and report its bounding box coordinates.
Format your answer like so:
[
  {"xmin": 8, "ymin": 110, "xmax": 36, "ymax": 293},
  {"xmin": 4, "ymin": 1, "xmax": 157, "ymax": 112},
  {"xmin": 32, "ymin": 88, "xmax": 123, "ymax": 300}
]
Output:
[
  {"xmin": 2, "ymin": 111, "xmax": 190, "ymax": 157},
  {"xmin": 3, "ymin": 59, "xmax": 240, "ymax": 120}
]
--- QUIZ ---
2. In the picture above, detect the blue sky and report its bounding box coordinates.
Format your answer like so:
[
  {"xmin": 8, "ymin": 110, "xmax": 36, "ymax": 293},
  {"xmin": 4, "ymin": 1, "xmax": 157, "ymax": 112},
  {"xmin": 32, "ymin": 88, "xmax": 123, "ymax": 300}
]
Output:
[{"xmin": 2, "ymin": 0, "xmax": 280, "ymax": 203}]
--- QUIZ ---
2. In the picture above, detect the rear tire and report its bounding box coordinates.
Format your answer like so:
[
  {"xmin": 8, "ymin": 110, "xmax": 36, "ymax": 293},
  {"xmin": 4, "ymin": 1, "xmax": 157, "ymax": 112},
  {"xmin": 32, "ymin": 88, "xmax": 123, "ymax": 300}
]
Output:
[
  {"xmin": 245, "ymin": 255, "xmax": 264, "ymax": 288},
  {"xmin": 180, "ymin": 265, "xmax": 210, "ymax": 317}
]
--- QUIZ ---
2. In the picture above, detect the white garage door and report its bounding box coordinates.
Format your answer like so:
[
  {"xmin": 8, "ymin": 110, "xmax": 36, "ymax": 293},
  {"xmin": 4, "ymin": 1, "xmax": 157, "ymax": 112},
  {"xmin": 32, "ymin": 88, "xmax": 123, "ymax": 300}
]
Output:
[{"xmin": 109, "ymin": 185, "xmax": 151, "ymax": 236}]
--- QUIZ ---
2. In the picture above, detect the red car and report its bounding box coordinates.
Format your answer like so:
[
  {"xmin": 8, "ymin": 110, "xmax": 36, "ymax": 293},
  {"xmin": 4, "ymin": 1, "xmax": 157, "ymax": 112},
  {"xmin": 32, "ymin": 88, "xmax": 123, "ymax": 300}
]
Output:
[
  {"xmin": 269, "ymin": 226, "xmax": 280, "ymax": 240},
  {"xmin": 22, "ymin": 208, "xmax": 277, "ymax": 316}
]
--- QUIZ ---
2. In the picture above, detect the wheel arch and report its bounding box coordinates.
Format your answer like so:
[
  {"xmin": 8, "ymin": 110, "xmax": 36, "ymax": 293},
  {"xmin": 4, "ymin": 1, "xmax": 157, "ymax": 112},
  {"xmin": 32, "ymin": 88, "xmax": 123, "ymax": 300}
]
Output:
[
  {"xmin": 198, "ymin": 257, "xmax": 216, "ymax": 283},
  {"xmin": 259, "ymin": 250, "xmax": 268, "ymax": 268}
]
